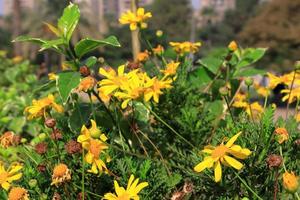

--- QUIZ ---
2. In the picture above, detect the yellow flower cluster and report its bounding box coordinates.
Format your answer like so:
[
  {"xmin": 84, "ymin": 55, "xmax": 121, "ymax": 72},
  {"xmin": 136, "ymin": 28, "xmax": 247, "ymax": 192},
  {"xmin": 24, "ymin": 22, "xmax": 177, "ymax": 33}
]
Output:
[
  {"xmin": 194, "ymin": 132, "xmax": 251, "ymax": 182},
  {"xmin": 0, "ymin": 162, "xmax": 23, "ymax": 191},
  {"xmin": 119, "ymin": 8, "xmax": 152, "ymax": 31},
  {"xmin": 24, "ymin": 94, "xmax": 64, "ymax": 120},
  {"xmin": 103, "ymin": 174, "xmax": 148, "ymax": 200},
  {"xmin": 98, "ymin": 65, "xmax": 175, "ymax": 109},
  {"xmin": 169, "ymin": 41, "xmax": 201, "ymax": 55},
  {"xmin": 77, "ymin": 120, "xmax": 109, "ymax": 174}
]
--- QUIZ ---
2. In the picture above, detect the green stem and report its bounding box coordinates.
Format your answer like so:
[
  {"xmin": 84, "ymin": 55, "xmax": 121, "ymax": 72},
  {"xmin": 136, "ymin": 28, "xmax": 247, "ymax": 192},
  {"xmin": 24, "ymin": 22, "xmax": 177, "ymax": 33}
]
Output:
[
  {"xmin": 279, "ymin": 146, "xmax": 287, "ymax": 172},
  {"xmin": 234, "ymin": 171, "xmax": 264, "ymax": 200},
  {"xmin": 295, "ymin": 192, "xmax": 300, "ymax": 200},
  {"xmin": 82, "ymin": 150, "xmax": 85, "ymax": 200},
  {"xmin": 88, "ymin": 92, "xmax": 96, "ymax": 120},
  {"xmin": 264, "ymin": 95, "xmax": 269, "ymax": 109},
  {"xmin": 247, "ymin": 86, "xmax": 255, "ymax": 122},
  {"xmin": 224, "ymin": 95, "xmax": 236, "ymax": 126},
  {"xmin": 143, "ymin": 103, "xmax": 195, "ymax": 149}
]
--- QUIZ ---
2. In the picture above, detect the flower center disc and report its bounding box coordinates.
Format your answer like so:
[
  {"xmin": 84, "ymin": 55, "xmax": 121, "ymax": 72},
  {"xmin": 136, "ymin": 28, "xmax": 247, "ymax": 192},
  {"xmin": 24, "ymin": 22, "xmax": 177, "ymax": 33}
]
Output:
[{"xmin": 211, "ymin": 145, "xmax": 228, "ymax": 159}]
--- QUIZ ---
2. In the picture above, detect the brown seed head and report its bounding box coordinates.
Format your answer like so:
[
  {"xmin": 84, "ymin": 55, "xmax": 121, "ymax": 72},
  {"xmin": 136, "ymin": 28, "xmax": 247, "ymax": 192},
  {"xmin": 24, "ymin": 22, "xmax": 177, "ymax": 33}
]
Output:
[
  {"xmin": 35, "ymin": 142, "xmax": 48, "ymax": 154},
  {"xmin": 79, "ymin": 66, "xmax": 90, "ymax": 77},
  {"xmin": 266, "ymin": 154, "xmax": 282, "ymax": 169},
  {"xmin": 51, "ymin": 128, "xmax": 62, "ymax": 140},
  {"xmin": 65, "ymin": 140, "xmax": 82, "ymax": 154},
  {"xmin": 45, "ymin": 118, "xmax": 56, "ymax": 128}
]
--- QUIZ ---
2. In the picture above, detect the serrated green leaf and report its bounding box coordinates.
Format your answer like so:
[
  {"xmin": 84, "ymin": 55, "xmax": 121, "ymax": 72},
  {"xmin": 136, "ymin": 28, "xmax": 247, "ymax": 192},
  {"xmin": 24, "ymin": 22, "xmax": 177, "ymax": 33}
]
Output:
[
  {"xmin": 75, "ymin": 36, "xmax": 121, "ymax": 58},
  {"xmin": 233, "ymin": 68, "xmax": 266, "ymax": 78},
  {"xmin": 58, "ymin": 3, "xmax": 80, "ymax": 42},
  {"xmin": 12, "ymin": 35, "xmax": 47, "ymax": 45},
  {"xmin": 237, "ymin": 48, "xmax": 267, "ymax": 68},
  {"xmin": 68, "ymin": 103, "xmax": 91, "ymax": 133},
  {"xmin": 57, "ymin": 71, "xmax": 81, "ymax": 103},
  {"xmin": 198, "ymin": 57, "xmax": 223, "ymax": 74}
]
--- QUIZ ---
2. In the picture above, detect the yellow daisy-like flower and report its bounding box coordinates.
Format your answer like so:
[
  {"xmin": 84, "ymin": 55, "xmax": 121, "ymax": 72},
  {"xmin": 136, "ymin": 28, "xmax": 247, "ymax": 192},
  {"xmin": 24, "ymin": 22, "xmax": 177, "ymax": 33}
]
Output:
[
  {"xmin": 194, "ymin": 132, "xmax": 251, "ymax": 182},
  {"xmin": 0, "ymin": 162, "xmax": 23, "ymax": 191},
  {"xmin": 98, "ymin": 65, "xmax": 129, "ymax": 96},
  {"xmin": 144, "ymin": 77, "xmax": 173, "ymax": 103},
  {"xmin": 24, "ymin": 94, "xmax": 64, "ymax": 120},
  {"xmin": 169, "ymin": 41, "xmax": 201, "ymax": 55},
  {"xmin": 8, "ymin": 187, "xmax": 29, "ymax": 200},
  {"xmin": 51, "ymin": 163, "xmax": 71, "ymax": 186},
  {"xmin": 77, "ymin": 76, "xmax": 96, "ymax": 92},
  {"xmin": 119, "ymin": 8, "xmax": 152, "ymax": 31},
  {"xmin": 283, "ymin": 171, "xmax": 299, "ymax": 193},
  {"xmin": 160, "ymin": 61, "xmax": 180, "ymax": 77},
  {"xmin": 281, "ymin": 87, "xmax": 300, "ymax": 104},
  {"xmin": 152, "ymin": 45, "xmax": 164, "ymax": 55},
  {"xmin": 254, "ymin": 82, "xmax": 270, "ymax": 98},
  {"xmin": 103, "ymin": 174, "xmax": 148, "ymax": 200},
  {"xmin": 245, "ymin": 101, "xmax": 264, "ymax": 119}
]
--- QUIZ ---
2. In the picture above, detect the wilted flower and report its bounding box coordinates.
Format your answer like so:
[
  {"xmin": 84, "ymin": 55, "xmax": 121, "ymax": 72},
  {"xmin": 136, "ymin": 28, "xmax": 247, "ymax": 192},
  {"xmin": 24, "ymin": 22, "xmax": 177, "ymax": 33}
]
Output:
[
  {"xmin": 283, "ymin": 171, "xmax": 299, "ymax": 193},
  {"xmin": 8, "ymin": 187, "xmax": 29, "ymax": 200},
  {"xmin": 103, "ymin": 174, "xmax": 148, "ymax": 200},
  {"xmin": 37, "ymin": 164, "xmax": 46, "ymax": 173},
  {"xmin": 65, "ymin": 140, "xmax": 82, "ymax": 155},
  {"xmin": 51, "ymin": 163, "xmax": 71, "ymax": 186},
  {"xmin": 194, "ymin": 132, "xmax": 251, "ymax": 182},
  {"xmin": 45, "ymin": 118, "xmax": 56, "ymax": 128},
  {"xmin": 52, "ymin": 192, "xmax": 61, "ymax": 200},
  {"xmin": 0, "ymin": 162, "xmax": 23, "ymax": 190},
  {"xmin": 79, "ymin": 66, "xmax": 90, "ymax": 77},
  {"xmin": 51, "ymin": 128, "xmax": 62, "ymax": 140},
  {"xmin": 266, "ymin": 154, "xmax": 282, "ymax": 169},
  {"xmin": 136, "ymin": 50, "xmax": 150, "ymax": 63},
  {"xmin": 77, "ymin": 76, "xmax": 96, "ymax": 92},
  {"xmin": 35, "ymin": 142, "xmax": 48, "ymax": 155},
  {"xmin": 274, "ymin": 127, "xmax": 289, "ymax": 144},
  {"xmin": 152, "ymin": 45, "xmax": 164, "ymax": 54},
  {"xmin": 0, "ymin": 131, "xmax": 20, "ymax": 148}
]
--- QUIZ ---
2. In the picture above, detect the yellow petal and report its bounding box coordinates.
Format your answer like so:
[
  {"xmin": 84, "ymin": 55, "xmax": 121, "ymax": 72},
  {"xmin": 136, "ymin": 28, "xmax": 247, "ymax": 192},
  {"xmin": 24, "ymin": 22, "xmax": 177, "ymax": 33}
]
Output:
[
  {"xmin": 133, "ymin": 181, "xmax": 149, "ymax": 194},
  {"xmin": 214, "ymin": 161, "xmax": 222, "ymax": 182},
  {"xmin": 194, "ymin": 157, "xmax": 214, "ymax": 172},
  {"xmin": 224, "ymin": 155, "xmax": 243, "ymax": 170},
  {"xmin": 127, "ymin": 174, "xmax": 135, "ymax": 190},
  {"xmin": 225, "ymin": 132, "xmax": 241, "ymax": 147}
]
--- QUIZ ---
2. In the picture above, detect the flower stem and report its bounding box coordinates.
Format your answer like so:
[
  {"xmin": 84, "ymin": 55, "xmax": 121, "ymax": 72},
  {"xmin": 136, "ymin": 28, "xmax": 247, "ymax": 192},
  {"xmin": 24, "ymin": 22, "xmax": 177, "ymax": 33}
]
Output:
[
  {"xmin": 88, "ymin": 92, "xmax": 96, "ymax": 120},
  {"xmin": 224, "ymin": 95, "xmax": 236, "ymax": 126},
  {"xmin": 81, "ymin": 150, "xmax": 85, "ymax": 200},
  {"xmin": 144, "ymin": 103, "xmax": 195, "ymax": 149},
  {"xmin": 279, "ymin": 146, "xmax": 287, "ymax": 172},
  {"xmin": 234, "ymin": 171, "xmax": 264, "ymax": 200}
]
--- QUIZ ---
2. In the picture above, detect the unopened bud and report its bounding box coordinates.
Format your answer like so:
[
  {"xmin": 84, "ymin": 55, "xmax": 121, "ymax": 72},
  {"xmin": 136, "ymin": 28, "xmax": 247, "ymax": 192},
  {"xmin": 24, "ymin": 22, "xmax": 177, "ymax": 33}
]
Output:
[
  {"xmin": 21, "ymin": 138, "xmax": 27, "ymax": 143},
  {"xmin": 219, "ymin": 86, "xmax": 229, "ymax": 96},
  {"xmin": 79, "ymin": 66, "xmax": 90, "ymax": 77},
  {"xmin": 28, "ymin": 179, "xmax": 37, "ymax": 188},
  {"xmin": 38, "ymin": 133, "xmax": 47, "ymax": 140},
  {"xmin": 245, "ymin": 78, "xmax": 253, "ymax": 86},
  {"xmin": 98, "ymin": 57, "xmax": 105, "ymax": 64},
  {"xmin": 228, "ymin": 41, "xmax": 238, "ymax": 52},
  {"xmin": 45, "ymin": 118, "xmax": 56, "ymax": 128}
]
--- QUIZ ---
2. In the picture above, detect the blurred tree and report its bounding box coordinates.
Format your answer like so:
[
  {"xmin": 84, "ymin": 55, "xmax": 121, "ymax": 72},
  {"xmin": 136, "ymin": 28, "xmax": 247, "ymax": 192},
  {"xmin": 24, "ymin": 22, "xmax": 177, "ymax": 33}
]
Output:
[
  {"xmin": 149, "ymin": 0, "xmax": 192, "ymax": 41},
  {"xmin": 199, "ymin": 0, "xmax": 259, "ymax": 47},
  {"xmin": 238, "ymin": 0, "xmax": 300, "ymax": 72},
  {"xmin": 12, "ymin": 0, "xmax": 21, "ymax": 56}
]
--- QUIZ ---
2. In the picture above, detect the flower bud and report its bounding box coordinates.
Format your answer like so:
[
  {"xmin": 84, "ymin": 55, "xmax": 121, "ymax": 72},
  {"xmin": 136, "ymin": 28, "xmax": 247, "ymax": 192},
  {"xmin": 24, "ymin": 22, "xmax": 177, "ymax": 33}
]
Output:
[
  {"xmin": 283, "ymin": 171, "xmax": 299, "ymax": 193},
  {"xmin": 45, "ymin": 118, "xmax": 56, "ymax": 128},
  {"xmin": 156, "ymin": 30, "xmax": 163, "ymax": 37},
  {"xmin": 38, "ymin": 133, "xmax": 47, "ymax": 140},
  {"xmin": 28, "ymin": 179, "xmax": 37, "ymax": 188},
  {"xmin": 21, "ymin": 138, "xmax": 27, "ymax": 143},
  {"xmin": 41, "ymin": 193, "xmax": 48, "ymax": 200},
  {"xmin": 98, "ymin": 57, "xmax": 105, "ymax": 64},
  {"xmin": 219, "ymin": 86, "xmax": 229, "ymax": 96},
  {"xmin": 35, "ymin": 142, "xmax": 48, "ymax": 155},
  {"xmin": 274, "ymin": 127, "xmax": 289, "ymax": 144},
  {"xmin": 228, "ymin": 41, "xmax": 238, "ymax": 52},
  {"xmin": 90, "ymin": 128, "xmax": 102, "ymax": 139},
  {"xmin": 245, "ymin": 78, "xmax": 253, "ymax": 87},
  {"xmin": 37, "ymin": 164, "xmax": 46, "ymax": 173},
  {"xmin": 79, "ymin": 66, "xmax": 90, "ymax": 77}
]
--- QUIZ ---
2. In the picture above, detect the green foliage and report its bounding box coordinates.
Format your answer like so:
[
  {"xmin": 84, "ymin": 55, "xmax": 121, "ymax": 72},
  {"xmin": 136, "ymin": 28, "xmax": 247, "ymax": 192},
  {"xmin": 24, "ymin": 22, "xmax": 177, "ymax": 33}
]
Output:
[{"xmin": 57, "ymin": 71, "xmax": 81, "ymax": 103}]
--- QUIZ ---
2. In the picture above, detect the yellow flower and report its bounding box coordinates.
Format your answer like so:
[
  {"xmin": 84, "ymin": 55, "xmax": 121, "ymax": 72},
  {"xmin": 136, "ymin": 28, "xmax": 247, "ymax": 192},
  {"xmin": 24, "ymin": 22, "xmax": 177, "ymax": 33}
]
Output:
[
  {"xmin": 8, "ymin": 187, "xmax": 29, "ymax": 200},
  {"xmin": 12, "ymin": 56, "xmax": 23, "ymax": 64},
  {"xmin": 103, "ymin": 174, "xmax": 148, "ymax": 200},
  {"xmin": 169, "ymin": 41, "xmax": 201, "ymax": 55},
  {"xmin": 48, "ymin": 73, "xmax": 57, "ymax": 81},
  {"xmin": 274, "ymin": 127, "xmax": 289, "ymax": 144},
  {"xmin": 152, "ymin": 45, "xmax": 164, "ymax": 55},
  {"xmin": 228, "ymin": 41, "xmax": 238, "ymax": 51},
  {"xmin": 144, "ymin": 78, "xmax": 173, "ymax": 103},
  {"xmin": 267, "ymin": 73, "xmax": 282, "ymax": 89},
  {"xmin": 281, "ymin": 87, "xmax": 300, "ymax": 104},
  {"xmin": 156, "ymin": 30, "xmax": 163, "ymax": 37},
  {"xmin": 160, "ymin": 61, "xmax": 180, "ymax": 77},
  {"xmin": 98, "ymin": 88, "xmax": 111, "ymax": 105},
  {"xmin": 283, "ymin": 171, "xmax": 299, "ymax": 193},
  {"xmin": 245, "ymin": 102, "xmax": 264, "ymax": 119},
  {"xmin": 77, "ymin": 120, "xmax": 109, "ymax": 174},
  {"xmin": 119, "ymin": 8, "xmax": 152, "ymax": 31},
  {"xmin": 254, "ymin": 82, "xmax": 270, "ymax": 98},
  {"xmin": 98, "ymin": 65, "xmax": 128, "ymax": 96},
  {"xmin": 51, "ymin": 163, "xmax": 71, "ymax": 186},
  {"xmin": 77, "ymin": 76, "xmax": 96, "ymax": 92},
  {"xmin": 24, "ymin": 94, "xmax": 64, "ymax": 120},
  {"xmin": 136, "ymin": 50, "xmax": 150, "ymax": 63},
  {"xmin": 194, "ymin": 132, "xmax": 251, "ymax": 182},
  {"xmin": 0, "ymin": 162, "xmax": 23, "ymax": 191}
]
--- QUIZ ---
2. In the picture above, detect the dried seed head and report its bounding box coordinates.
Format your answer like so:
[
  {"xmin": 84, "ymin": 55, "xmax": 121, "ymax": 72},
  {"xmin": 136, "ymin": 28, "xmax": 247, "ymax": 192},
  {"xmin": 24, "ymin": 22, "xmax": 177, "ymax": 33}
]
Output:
[
  {"xmin": 294, "ymin": 139, "xmax": 300, "ymax": 147},
  {"xmin": 65, "ymin": 140, "xmax": 82, "ymax": 154},
  {"xmin": 170, "ymin": 191, "xmax": 184, "ymax": 200},
  {"xmin": 51, "ymin": 128, "xmax": 62, "ymax": 140},
  {"xmin": 52, "ymin": 192, "xmax": 61, "ymax": 200},
  {"xmin": 45, "ymin": 118, "xmax": 56, "ymax": 128},
  {"xmin": 37, "ymin": 164, "xmax": 47, "ymax": 173},
  {"xmin": 266, "ymin": 154, "xmax": 282, "ymax": 169},
  {"xmin": 79, "ymin": 66, "xmax": 90, "ymax": 77},
  {"xmin": 77, "ymin": 192, "xmax": 87, "ymax": 200},
  {"xmin": 183, "ymin": 181, "xmax": 194, "ymax": 194},
  {"xmin": 35, "ymin": 142, "xmax": 48, "ymax": 154}
]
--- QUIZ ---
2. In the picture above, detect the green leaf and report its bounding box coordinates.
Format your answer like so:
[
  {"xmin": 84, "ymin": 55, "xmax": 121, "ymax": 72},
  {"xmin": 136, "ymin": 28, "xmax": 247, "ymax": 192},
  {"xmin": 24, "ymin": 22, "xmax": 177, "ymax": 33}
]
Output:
[
  {"xmin": 133, "ymin": 102, "xmax": 150, "ymax": 124},
  {"xmin": 233, "ymin": 68, "xmax": 266, "ymax": 78},
  {"xmin": 8, "ymin": 117, "xmax": 26, "ymax": 133},
  {"xmin": 44, "ymin": 22, "xmax": 61, "ymax": 36},
  {"xmin": 237, "ymin": 48, "xmax": 267, "ymax": 68},
  {"xmin": 58, "ymin": 3, "xmax": 80, "ymax": 42},
  {"xmin": 85, "ymin": 56, "xmax": 97, "ymax": 68},
  {"xmin": 57, "ymin": 71, "xmax": 81, "ymax": 103},
  {"xmin": 75, "ymin": 36, "xmax": 121, "ymax": 58},
  {"xmin": 12, "ymin": 35, "xmax": 47, "ymax": 45},
  {"xmin": 68, "ymin": 103, "xmax": 91, "ymax": 133},
  {"xmin": 198, "ymin": 57, "xmax": 223, "ymax": 74},
  {"xmin": 40, "ymin": 38, "xmax": 64, "ymax": 51},
  {"xmin": 188, "ymin": 67, "xmax": 212, "ymax": 88}
]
